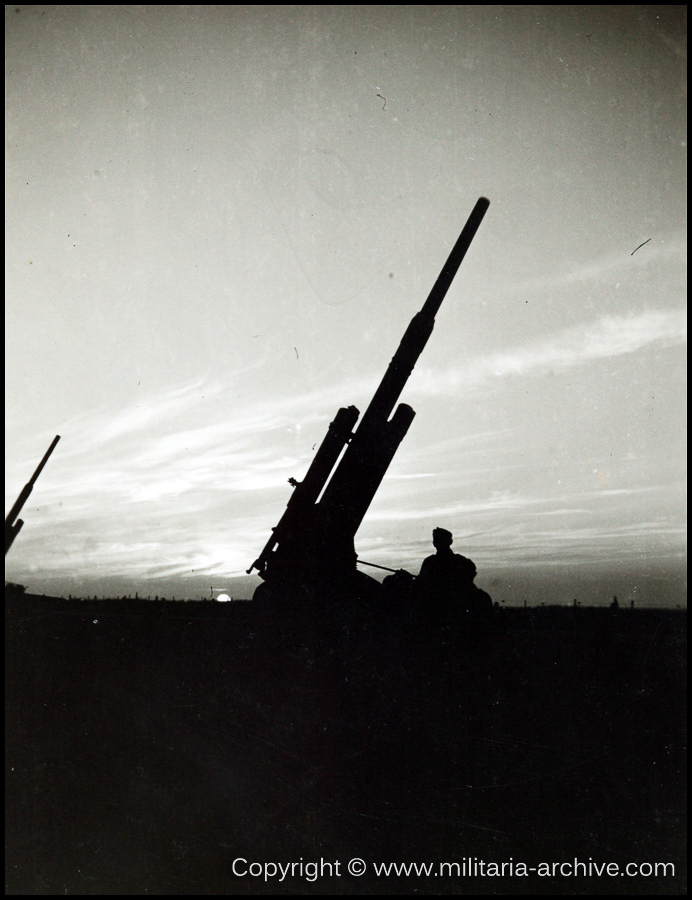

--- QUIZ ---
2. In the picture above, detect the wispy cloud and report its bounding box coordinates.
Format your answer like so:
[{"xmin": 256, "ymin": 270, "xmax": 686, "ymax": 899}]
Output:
[
  {"xmin": 366, "ymin": 489, "xmax": 544, "ymax": 523},
  {"xmin": 5, "ymin": 372, "xmax": 382, "ymax": 582},
  {"xmin": 358, "ymin": 512, "xmax": 686, "ymax": 575},
  {"xmin": 497, "ymin": 233, "xmax": 687, "ymax": 300},
  {"xmin": 5, "ymin": 303, "xmax": 685, "ymax": 587},
  {"xmin": 411, "ymin": 307, "xmax": 686, "ymax": 396},
  {"xmin": 367, "ymin": 482, "xmax": 679, "ymax": 526}
]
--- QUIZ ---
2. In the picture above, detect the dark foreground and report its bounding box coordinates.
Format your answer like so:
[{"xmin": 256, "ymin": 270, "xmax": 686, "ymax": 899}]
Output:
[{"xmin": 5, "ymin": 591, "xmax": 687, "ymax": 895}]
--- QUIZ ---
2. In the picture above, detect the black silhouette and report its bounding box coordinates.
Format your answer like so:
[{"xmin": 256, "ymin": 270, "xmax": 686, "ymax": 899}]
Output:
[
  {"xmin": 380, "ymin": 566, "xmax": 416, "ymax": 603},
  {"xmin": 247, "ymin": 198, "xmax": 490, "ymax": 599},
  {"xmin": 6, "ymin": 587, "xmax": 686, "ymax": 895},
  {"xmin": 5, "ymin": 434, "xmax": 60, "ymax": 555},
  {"xmin": 416, "ymin": 527, "xmax": 476, "ymax": 595},
  {"xmin": 415, "ymin": 527, "xmax": 492, "ymax": 618}
]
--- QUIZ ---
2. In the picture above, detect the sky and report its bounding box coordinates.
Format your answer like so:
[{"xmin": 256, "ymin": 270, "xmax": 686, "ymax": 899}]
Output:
[{"xmin": 5, "ymin": 5, "xmax": 687, "ymax": 605}]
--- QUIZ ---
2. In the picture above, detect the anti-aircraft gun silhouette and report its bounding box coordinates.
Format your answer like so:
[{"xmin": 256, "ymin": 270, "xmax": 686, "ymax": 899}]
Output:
[
  {"xmin": 247, "ymin": 198, "xmax": 490, "ymax": 597},
  {"xmin": 5, "ymin": 435, "xmax": 61, "ymax": 555}
]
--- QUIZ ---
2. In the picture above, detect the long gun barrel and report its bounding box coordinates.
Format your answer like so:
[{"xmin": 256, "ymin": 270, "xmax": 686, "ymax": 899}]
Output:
[
  {"xmin": 317, "ymin": 197, "xmax": 490, "ymax": 536},
  {"xmin": 5, "ymin": 435, "xmax": 61, "ymax": 555},
  {"xmin": 248, "ymin": 197, "xmax": 489, "ymax": 583},
  {"xmin": 360, "ymin": 196, "xmax": 490, "ymax": 432}
]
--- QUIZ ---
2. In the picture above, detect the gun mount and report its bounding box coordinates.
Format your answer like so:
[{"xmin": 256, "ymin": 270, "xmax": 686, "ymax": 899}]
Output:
[
  {"xmin": 248, "ymin": 198, "xmax": 490, "ymax": 597},
  {"xmin": 5, "ymin": 435, "xmax": 61, "ymax": 555}
]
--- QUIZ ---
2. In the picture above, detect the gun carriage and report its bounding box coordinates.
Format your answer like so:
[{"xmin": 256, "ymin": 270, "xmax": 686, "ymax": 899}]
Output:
[{"xmin": 248, "ymin": 198, "xmax": 490, "ymax": 598}]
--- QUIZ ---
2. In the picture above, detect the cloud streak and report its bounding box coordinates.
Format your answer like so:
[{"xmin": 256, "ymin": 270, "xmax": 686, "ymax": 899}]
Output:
[
  {"xmin": 5, "ymin": 372, "xmax": 382, "ymax": 582},
  {"xmin": 5, "ymin": 308, "xmax": 685, "ymax": 587},
  {"xmin": 494, "ymin": 232, "xmax": 687, "ymax": 301},
  {"xmin": 411, "ymin": 307, "xmax": 686, "ymax": 397}
]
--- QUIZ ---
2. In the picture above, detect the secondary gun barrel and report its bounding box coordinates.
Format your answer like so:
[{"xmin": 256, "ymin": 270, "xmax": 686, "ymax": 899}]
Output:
[
  {"xmin": 5, "ymin": 434, "xmax": 61, "ymax": 555},
  {"xmin": 246, "ymin": 406, "xmax": 360, "ymax": 575}
]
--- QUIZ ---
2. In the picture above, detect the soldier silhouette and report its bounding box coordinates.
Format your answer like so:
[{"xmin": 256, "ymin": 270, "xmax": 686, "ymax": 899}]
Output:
[{"xmin": 415, "ymin": 528, "xmax": 492, "ymax": 618}]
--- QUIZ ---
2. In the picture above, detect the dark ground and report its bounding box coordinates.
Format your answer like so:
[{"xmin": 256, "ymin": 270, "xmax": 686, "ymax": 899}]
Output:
[{"xmin": 5, "ymin": 589, "xmax": 687, "ymax": 895}]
